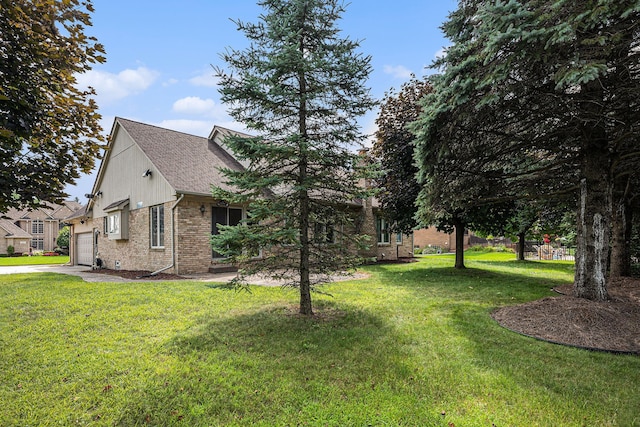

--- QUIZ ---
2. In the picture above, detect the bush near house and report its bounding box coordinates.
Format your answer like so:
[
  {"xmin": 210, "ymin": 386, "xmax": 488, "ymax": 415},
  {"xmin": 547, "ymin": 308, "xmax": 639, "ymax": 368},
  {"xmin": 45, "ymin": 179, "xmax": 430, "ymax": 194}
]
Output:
[{"xmin": 468, "ymin": 244, "xmax": 513, "ymax": 253}]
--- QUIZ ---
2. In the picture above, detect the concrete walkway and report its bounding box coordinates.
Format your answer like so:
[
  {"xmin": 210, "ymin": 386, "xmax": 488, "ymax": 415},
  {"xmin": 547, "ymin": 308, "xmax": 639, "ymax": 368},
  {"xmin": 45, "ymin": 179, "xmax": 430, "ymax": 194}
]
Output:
[
  {"xmin": 0, "ymin": 264, "xmax": 243, "ymax": 284},
  {"xmin": 0, "ymin": 264, "xmax": 364, "ymax": 286}
]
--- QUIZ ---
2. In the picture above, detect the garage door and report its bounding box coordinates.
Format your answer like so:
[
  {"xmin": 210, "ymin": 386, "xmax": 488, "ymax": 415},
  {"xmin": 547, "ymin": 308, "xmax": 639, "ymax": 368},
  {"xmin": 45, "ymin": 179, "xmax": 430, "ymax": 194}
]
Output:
[{"xmin": 76, "ymin": 232, "xmax": 94, "ymax": 266}]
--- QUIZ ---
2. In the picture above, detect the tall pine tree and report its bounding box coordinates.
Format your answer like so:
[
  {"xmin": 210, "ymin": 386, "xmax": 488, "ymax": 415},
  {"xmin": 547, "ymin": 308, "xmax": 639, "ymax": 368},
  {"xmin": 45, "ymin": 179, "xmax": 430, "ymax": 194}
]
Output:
[
  {"xmin": 413, "ymin": 0, "xmax": 640, "ymax": 300},
  {"xmin": 212, "ymin": 0, "xmax": 376, "ymax": 315}
]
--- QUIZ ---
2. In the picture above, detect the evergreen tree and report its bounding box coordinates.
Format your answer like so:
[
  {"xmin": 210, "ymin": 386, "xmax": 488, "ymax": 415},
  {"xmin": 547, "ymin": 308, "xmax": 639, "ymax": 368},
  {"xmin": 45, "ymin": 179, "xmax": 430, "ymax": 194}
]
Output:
[
  {"xmin": 413, "ymin": 0, "xmax": 640, "ymax": 300},
  {"xmin": 0, "ymin": 0, "xmax": 105, "ymax": 212},
  {"xmin": 212, "ymin": 0, "xmax": 376, "ymax": 315}
]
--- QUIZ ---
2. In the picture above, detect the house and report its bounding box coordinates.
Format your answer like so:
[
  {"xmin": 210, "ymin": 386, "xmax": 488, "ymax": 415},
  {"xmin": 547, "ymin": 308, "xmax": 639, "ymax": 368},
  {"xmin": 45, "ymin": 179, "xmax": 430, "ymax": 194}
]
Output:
[
  {"xmin": 2, "ymin": 201, "xmax": 83, "ymax": 253},
  {"xmin": 0, "ymin": 219, "xmax": 32, "ymax": 255},
  {"xmin": 413, "ymin": 227, "xmax": 488, "ymax": 253},
  {"xmin": 67, "ymin": 118, "xmax": 412, "ymax": 274}
]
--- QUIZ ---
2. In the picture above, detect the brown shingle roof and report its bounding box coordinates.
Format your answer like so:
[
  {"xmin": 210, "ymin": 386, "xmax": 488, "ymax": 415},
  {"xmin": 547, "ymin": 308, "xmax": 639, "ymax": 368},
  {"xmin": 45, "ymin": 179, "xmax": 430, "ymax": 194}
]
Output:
[
  {"xmin": 0, "ymin": 219, "xmax": 32, "ymax": 238},
  {"xmin": 2, "ymin": 201, "xmax": 83, "ymax": 220},
  {"xmin": 116, "ymin": 118, "xmax": 245, "ymax": 196}
]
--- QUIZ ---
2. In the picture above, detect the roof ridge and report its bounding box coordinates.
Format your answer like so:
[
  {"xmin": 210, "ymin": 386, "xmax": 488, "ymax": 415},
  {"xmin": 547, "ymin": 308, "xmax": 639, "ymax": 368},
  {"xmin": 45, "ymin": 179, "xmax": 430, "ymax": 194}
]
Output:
[{"xmin": 116, "ymin": 117, "xmax": 210, "ymax": 140}]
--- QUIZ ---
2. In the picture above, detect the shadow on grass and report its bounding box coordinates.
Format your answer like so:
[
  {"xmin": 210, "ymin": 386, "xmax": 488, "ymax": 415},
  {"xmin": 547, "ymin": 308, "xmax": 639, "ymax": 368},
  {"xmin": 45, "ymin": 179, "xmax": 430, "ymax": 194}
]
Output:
[
  {"xmin": 442, "ymin": 302, "xmax": 640, "ymax": 426},
  {"xmin": 114, "ymin": 300, "xmax": 421, "ymax": 425},
  {"xmin": 368, "ymin": 262, "xmax": 569, "ymax": 305},
  {"xmin": 472, "ymin": 259, "xmax": 575, "ymax": 274}
]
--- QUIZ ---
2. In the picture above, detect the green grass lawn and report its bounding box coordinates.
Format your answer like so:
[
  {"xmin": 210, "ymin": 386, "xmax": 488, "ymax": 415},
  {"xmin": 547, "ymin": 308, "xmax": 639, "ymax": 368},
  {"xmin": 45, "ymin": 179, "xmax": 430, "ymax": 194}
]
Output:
[
  {"xmin": 0, "ymin": 255, "xmax": 70, "ymax": 266},
  {"xmin": 1, "ymin": 252, "xmax": 638, "ymax": 426}
]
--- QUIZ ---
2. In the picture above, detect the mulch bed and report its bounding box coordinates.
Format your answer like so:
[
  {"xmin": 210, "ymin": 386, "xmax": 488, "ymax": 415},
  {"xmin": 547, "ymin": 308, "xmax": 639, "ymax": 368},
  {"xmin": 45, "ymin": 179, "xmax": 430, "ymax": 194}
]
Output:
[
  {"xmin": 84, "ymin": 268, "xmax": 186, "ymax": 281},
  {"xmin": 492, "ymin": 277, "xmax": 640, "ymax": 354}
]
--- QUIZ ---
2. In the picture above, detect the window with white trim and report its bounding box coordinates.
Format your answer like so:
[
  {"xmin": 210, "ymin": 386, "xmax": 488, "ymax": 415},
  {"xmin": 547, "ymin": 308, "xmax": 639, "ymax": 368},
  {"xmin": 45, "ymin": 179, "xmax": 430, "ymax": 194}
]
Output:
[
  {"xmin": 396, "ymin": 232, "xmax": 403, "ymax": 244},
  {"xmin": 31, "ymin": 220, "xmax": 44, "ymax": 234},
  {"xmin": 376, "ymin": 217, "xmax": 390, "ymax": 244},
  {"xmin": 150, "ymin": 205, "xmax": 165, "ymax": 248},
  {"xmin": 108, "ymin": 212, "xmax": 120, "ymax": 235},
  {"xmin": 31, "ymin": 238, "xmax": 44, "ymax": 250}
]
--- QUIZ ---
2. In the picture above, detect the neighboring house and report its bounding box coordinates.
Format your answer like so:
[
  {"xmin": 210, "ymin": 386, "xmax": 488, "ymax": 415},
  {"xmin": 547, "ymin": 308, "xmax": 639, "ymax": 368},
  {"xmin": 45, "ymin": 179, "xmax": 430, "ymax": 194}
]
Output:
[
  {"xmin": 413, "ymin": 227, "xmax": 474, "ymax": 253},
  {"xmin": 3, "ymin": 201, "xmax": 83, "ymax": 252},
  {"xmin": 67, "ymin": 117, "xmax": 412, "ymax": 274},
  {"xmin": 0, "ymin": 219, "xmax": 32, "ymax": 255}
]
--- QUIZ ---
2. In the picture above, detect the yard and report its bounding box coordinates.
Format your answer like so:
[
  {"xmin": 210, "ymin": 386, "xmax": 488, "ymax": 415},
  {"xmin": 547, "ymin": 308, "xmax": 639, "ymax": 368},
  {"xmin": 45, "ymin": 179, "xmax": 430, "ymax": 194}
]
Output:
[
  {"xmin": 1, "ymin": 252, "xmax": 638, "ymax": 426},
  {"xmin": 0, "ymin": 255, "xmax": 70, "ymax": 266}
]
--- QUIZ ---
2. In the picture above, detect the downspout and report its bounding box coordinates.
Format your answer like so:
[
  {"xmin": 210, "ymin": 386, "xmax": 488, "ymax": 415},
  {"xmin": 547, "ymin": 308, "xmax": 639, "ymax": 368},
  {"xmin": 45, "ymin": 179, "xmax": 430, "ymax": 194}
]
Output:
[{"xmin": 149, "ymin": 193, "xmax": 184, "ymax": 276}]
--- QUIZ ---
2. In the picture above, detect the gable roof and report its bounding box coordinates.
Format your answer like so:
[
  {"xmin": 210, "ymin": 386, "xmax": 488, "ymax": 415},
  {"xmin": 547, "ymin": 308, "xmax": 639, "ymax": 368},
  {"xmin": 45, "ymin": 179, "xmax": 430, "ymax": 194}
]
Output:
[
  {"xmin": 2, "ymin": 201, "xmax": 84, "ymax": 221},
  {"xmin": 114, "ymin": 118, "xmax": 246, "ymax": 196},
  {"xmin": 0, "ymin": 219, "xmax": 32, "ymax": 239}
]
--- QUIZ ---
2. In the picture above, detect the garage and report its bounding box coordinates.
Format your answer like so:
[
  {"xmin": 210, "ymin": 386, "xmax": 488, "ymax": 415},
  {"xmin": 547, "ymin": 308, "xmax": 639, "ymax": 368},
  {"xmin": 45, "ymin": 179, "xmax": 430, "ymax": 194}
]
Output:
[{"xmin": 76, "ymin": 232, "xmax": 94, "ymax": 266}]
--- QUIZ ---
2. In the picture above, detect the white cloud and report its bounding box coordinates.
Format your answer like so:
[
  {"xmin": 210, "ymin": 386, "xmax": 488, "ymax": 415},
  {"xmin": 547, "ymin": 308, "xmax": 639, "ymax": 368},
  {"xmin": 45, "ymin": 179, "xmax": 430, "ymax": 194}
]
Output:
[
  {"xmin": 75, "ymin": 67, "xmax": 159, "ymax": 103},
  {"xmin": 173, "ymin": 96, "xmax": 217, "ymax": 115},
  {"xmin": 383, "ymin": 65, "xmax": 414, "ymax": 80},
  {"xmin": 189, "ymin": 70, "xmax": 218, "ymax": 87},
  {"xmin": 172, "ymin": 96, "xmax": 229, "ymax": 121}
]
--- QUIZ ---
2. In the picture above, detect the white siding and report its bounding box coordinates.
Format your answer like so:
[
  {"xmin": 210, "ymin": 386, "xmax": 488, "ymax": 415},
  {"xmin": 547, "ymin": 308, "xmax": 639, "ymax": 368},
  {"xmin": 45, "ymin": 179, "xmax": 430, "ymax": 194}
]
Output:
[{"xmin": 92, "ymin": 126, "xmax": 176, "ymax": 218}]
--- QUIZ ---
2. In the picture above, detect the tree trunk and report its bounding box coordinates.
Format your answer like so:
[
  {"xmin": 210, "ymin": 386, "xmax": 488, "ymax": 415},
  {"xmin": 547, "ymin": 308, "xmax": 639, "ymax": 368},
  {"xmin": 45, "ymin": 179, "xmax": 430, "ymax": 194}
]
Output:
[
  {"xmin": 299, "ymin": 207, "xmax": 313, "ymax": 315},
  {"xmin": 574, "ymin": 148, "xmax": 611, "ymax": 301},
  {"xmin": 298, "ymin": 171, "xmax": 313, "ymax": 315},
  {"xmin": 297, "ymin": 54, "xmax": 313, "ymax": 316},
  {"xmin": 610, "ymin": 188, "xmax": 632, "ymax": 279},
  {"xmin": 454, "ymin": 218, "xmax": 465, "ymax": 269},
  {"xmin": 517, "ymin": 232, "xmax": 526, "ymax": 261}
]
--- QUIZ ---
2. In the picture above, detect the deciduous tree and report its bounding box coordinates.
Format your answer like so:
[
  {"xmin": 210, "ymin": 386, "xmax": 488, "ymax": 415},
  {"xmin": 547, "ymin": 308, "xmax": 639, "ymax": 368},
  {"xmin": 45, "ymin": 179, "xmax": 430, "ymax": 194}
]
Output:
[
  {"xmin": 0, "ymin": 0, "xmax": 105, "ymax": 213},
  {"xmin": 372, "ymin": 77, "xmax": 431, "ymax": 235}
]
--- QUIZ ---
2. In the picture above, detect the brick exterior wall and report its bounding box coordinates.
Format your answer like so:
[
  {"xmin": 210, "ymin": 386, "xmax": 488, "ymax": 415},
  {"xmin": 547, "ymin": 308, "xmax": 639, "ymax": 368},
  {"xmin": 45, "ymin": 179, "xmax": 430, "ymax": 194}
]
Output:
[
  {"xmin": 413, "ymin": 228, "xmax": 472, "ymax": 252},
  {"xmin": 1, "ymin": 237, "xmax": 30, "ymax": 255},
  {"xmin": 357, "ymin": 198, "xmax": 413, "ymax": 261},
  {"xmin": 77, "ymin": 195, "xmax": 414, "ymax": 274},
  {"xmin": 175, "ymin": 199, "xmax": 216, "ymax": 274},
  {"xmin": 93, "ymin": 203, "xmax": 173, "ymax": 273}
]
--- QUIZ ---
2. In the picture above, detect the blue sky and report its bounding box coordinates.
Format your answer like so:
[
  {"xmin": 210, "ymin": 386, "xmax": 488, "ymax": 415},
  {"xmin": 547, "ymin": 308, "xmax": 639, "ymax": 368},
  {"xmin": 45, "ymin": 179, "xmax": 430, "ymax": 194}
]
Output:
[{"xmin": 67, "ymin": 0, "xmax": 457, "ymax": 201}]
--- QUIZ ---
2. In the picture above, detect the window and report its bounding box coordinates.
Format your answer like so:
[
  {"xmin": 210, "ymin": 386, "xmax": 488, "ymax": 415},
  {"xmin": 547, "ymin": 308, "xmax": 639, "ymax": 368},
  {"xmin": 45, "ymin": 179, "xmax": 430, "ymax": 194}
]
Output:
[
  {"xmin": 396, "ymin": 233, "xmax": 403, "ymax": 244},
  {"xmin": 212, "ymin": 206, "xmax": 243, "ymax": 258},
  {"xmin": 150, "ymin": 205, "xmax": 165, "ymax": 248},
  {"xmin": 31, "ymin": 220, "xmax": 44, "ymax": 234},
  {"xmin": 108, "ymin": 212, "xmax": 120, "ymax": 235},
  {"xmin": 313, "ymin": 221, "xmax": 335, "ymax": 244},
  {"xmin": 104, "ymin": 199, "xmax": 129, "ymax": 240},
  {"xmin": 31, "ymin": 238, "xmax": 44, "ymax": 250},
  {"xmin": 376, "ymin": 217, "xmax": 390, "ymax": 244}
]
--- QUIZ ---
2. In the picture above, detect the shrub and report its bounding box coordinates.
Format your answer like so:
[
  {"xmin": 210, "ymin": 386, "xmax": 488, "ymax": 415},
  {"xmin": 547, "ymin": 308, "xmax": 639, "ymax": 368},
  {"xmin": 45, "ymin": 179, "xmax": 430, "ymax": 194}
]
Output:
[
  {"xmin": 468, "ymin": 244, "xmax": 513, "ymax": 253},
  {"xmin": 7, "ymin": 245, "xmax": 14, "ymax": 256},
  {"xmin": 421, "ymin": 246, "xmax": 442, "ymax": 255},
  {"xmin": 56, "ymin": 226, "xmax": 70, "ymax": 249}
]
